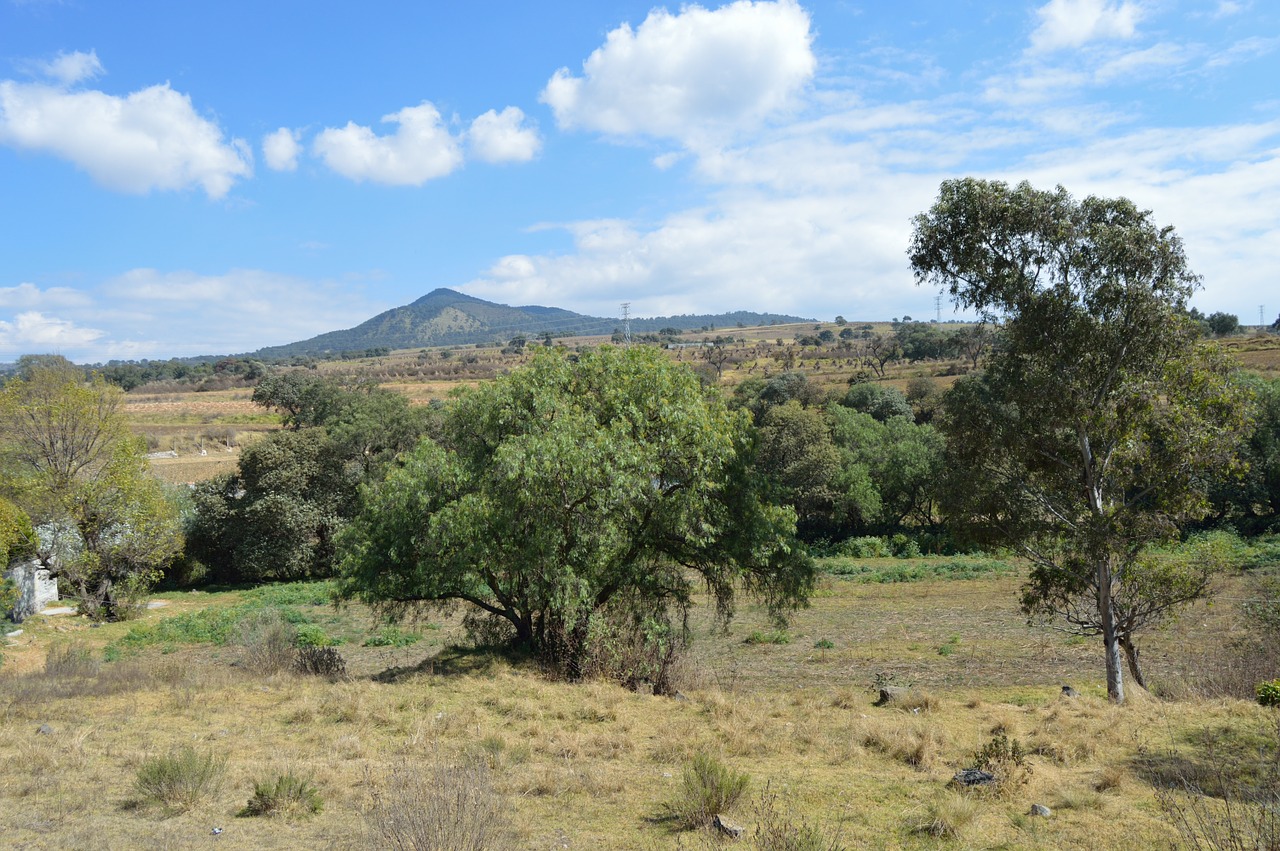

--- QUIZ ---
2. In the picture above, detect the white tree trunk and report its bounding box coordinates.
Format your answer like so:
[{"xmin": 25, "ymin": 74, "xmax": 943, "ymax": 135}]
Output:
[{"xmin": 1096, "ymin": 557, "xmax": 1126, "ymax": 703}]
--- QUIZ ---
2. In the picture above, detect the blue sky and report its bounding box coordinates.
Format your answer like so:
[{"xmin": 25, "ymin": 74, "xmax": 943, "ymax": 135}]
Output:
[{"xmin": 1, "ymin": 0, "xmax": 1277, "ymax": 362}]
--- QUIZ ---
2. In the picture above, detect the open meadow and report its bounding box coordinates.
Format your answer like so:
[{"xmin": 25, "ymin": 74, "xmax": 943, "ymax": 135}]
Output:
[{"xmin": 3, "ymin": 559, "xmax": 1278, "ymax": 850}]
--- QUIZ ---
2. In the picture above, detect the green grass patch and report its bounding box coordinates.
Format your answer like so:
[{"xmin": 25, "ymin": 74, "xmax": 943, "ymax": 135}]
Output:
[{"xmin": 819, "ymin": 556, "xmax": 1018, "ymax": 583}]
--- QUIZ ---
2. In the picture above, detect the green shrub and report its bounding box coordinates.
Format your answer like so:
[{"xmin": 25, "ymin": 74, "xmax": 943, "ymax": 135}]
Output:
[
  {"xmin": 293, "ymin": 623, "xmax": 335, "ymax": 648},
  {"xmin": 135, "ymin": 746, "xmax": 227, "ymax": 811},
  {"xmin": 1257, "ymin": 680, "xmax": 1280, "ymax": 707},
  {"xmin": 666, "ymin": 752, "xmax": 751, "ymax": 830},
  {"xmin": 745, "ymin": 630, "xmax": 791, "ymax": 646},
  {"xmin": 240, "ymin": 771, "xmax": 323, "ymax": 818},
  {"xmin": 970, "ymin": 733, "xmax": 1033, "ymax": 797},
  {"xmin": 363, "ymin": 625, "xmax": 424, "ymax": 647}
]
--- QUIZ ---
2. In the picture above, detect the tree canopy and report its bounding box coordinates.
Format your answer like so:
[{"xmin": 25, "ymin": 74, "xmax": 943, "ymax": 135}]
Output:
[
  {"xmin": 0, "ymin": 357, "xmax": 180, "ymax": 619},
  {"xmin": 911, "ymin": 177, "xmax": 1250, "ymax": 702},
  {"xmin": 337, "ymin": 346, "xmax": 812, "ymax": 676}
]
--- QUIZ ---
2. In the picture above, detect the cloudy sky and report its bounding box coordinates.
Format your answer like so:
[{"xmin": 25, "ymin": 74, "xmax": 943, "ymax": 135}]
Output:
[{"xmin": 1, "ymin": 0, "xmax": 1277, "ymax": 362}]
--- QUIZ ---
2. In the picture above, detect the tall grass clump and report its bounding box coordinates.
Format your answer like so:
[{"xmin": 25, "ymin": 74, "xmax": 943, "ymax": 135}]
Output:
[
  {"xmin": 665, "ymin": 752, "xmax": 751, "ymax": 830},
  {"xmin": 134, "ymin": 746, "xmax": 227, "ymax": 812},
  {"xmin": 236, "ymin": 608, "xmax": 297, "ymax": 675},
  {"xmin": 753, "ymin": 783, "xmax": 845, "ymax": 851}
]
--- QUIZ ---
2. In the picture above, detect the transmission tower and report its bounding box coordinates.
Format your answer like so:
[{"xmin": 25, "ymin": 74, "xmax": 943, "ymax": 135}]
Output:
[
  {"xmin": 1261, "ymin": 304, "xmax": 1266, "ymax": 328},
  {"xmin": 935, "ymin": 293, "xmax": 942, "ymax": 322},
  {"xmin": 620, "ymin": 302, "xmax": 632, "ymax": 346}
]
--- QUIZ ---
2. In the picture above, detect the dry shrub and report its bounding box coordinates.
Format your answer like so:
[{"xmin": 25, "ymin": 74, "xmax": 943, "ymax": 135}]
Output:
[
  {"xmin": 236, "ymin": 608, "xmax": 296, "ymax": 675},
  {"xmin": 295, "ymin": 645, "xmax": 347, "ymax": 679},
  {"xmin": 44, "ymin": 643, "xmax": 100, "ymax": 678},
  {"xmin": 752, "ymin": 783, "xmax": 845, "ymax": 851},
  {"xmin": 364, "ymin": 757, "xmax": 514, "ymax": 851}
]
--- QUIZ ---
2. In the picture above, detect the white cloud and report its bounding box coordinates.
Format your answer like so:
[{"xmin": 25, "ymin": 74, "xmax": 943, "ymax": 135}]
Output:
[
  {"xmin": 35, "ymin": 49, "xmax": 104, "ymax": 86},
  {"xmin": 467, "ymin": 107, "xmax": 540, "ymax": 164},
  {"xmin": 0, "ymin": 311, "xmax": 104, "ymax": 352},
  {"xmin": 1029, "ymin": 0, "xmax": 1142, "ymax": 53},
  {"xmin": 0, "ymin": 78, "xmax": 252, "ymax": 197},
  {"xmin": 263, "ymin": 127, "xmax": 301, "ymax": 171},
  {"xmin": 0, "ymin": 282, "xmax": 92, "ymax": 309},
  {"xmin": 541, "ymin": 0, "xmax": 815, "ymax": 147},
  {"xmin": 313, "ymin": 101, "xmax": 463, "ymax": 185}
]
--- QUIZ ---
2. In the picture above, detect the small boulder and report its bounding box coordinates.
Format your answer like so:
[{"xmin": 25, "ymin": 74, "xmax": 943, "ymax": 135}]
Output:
[
  {"xmin": 36, "ymin": 724, "xmax": 53, "ymax": 736},
  {"xmin": 713, "ymin": 814, "xmax": 745, "ymax": 839},
  {"xmin": 1061, "ymin": 685, "xmax": 1079, "ymax": 698},
  {"xmin": 950, "ymin": 768, "xmax": 995, "ymax": 787},
  {"xmin": 875, "ymin": 686, "xmax": 910, "ymax": 706},
  {"xmin": 1029, "ymin": 804, "xmax": 1052, "ymax": 817}
]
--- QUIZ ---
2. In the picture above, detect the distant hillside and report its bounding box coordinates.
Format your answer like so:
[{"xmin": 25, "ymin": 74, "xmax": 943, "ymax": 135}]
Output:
[{"xmin": 249, "ymin": 288, "xmax": 812, "ymax": 358}]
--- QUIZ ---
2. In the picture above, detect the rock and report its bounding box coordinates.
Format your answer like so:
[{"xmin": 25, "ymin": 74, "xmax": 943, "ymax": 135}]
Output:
[
  {"xmin": 1061, "ymin": 685, "xmax": 1079, "ymax": 698},
  {"xmin": 875, "ymin": 686, "xmax": 910, "ymax": 706},
  {"xmin": 1029, "ymin": 804, "xmax": 1052, "ymax": 817},
  {"xmin": 5, "ymin": 629, "xmax": 22, "ymax": 638},
  {"xmin": 950, "ymin": 768, "xmax": 995, "ymax": 787},
  {"xmin": 712, "ymin": 814, "xmax": 745, "ymax": 839},
  {"xmin": 36, "ymin": 724, "xmax": 53, "ymax": 736}
]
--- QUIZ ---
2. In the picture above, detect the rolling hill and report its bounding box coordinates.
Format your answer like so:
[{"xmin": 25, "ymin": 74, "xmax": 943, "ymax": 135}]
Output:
[{"xmin": 249, "ymin": 288, "xmax": 812, "ymax": 358}]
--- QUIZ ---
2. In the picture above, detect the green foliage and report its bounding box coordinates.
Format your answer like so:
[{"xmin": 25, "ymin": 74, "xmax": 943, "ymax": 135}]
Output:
[
  {"xmin": 913, "ymin": 177, "xmax": 1251, "ymax": 702},
  {"xmin": 292, "ymin": 623, "xmax": 335, "ymax": 647},
  {"xmin": 0, "ymin": 497, "xmax": 36, "ymax": 567},
  {"xmin": 666, "ymin": 752, "xmax": 751, "ymax": 830},
  {"xmin": 190, "ymin": 378, "xmax": 427, "ymax": 583},
  {"xmin": 745, "ymin": 629, "xmax": 792, "ymax": 645},
  {"xmin": 840, "ymin": 383, "xmax": 913, "ymax": 422},
  {"xmin": 240, "ymin": 771, "xmax": 323, "ymax": 818},
  {"xmin": 338, "ymin": 346, "xmax": 812, "ymax": 675},
  {"xmin": 363, "ymin": 625, "xmax": 424, "ymax": 647},
  {"xmin": 134, "ymin": 746, "xmax": 227, "ymax": 812},
  {"xmin": 1256, "ymin": 680, "xmax": 1280, "ymax": 707},
  {"xmin": 0, "ymin": 578, "xmax": 17, "ymax": 619},
  {"xmin": 0, "ymin": 360, "xmax": 181, "ymax": 621}
]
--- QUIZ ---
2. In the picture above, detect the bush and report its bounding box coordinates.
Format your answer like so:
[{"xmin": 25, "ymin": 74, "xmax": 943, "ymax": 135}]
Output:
[
  {"xmin": 295, "ymin": 645, "xmax": 346, "ymax": 679},
  {"xmin": 44, "ymin": 642, "xmax": 100, "ymax": 678},
  {"xmin": 1258, "ymin": 680, "xmax": 1280, "ymax": 707},
  {"xmin": 969, "ymin": 733, "xmax": 1032, "ymax": 797},
  {"xmin": 240, "ymin": 771, "xmax": 323, "ymax": 818},
  {"xmin": 293, "ymin": 623, "xmax": 335, "ymax": 648},
  {"xmin": 364, "ymin": 758, "xmax": 513, "ymax": 851},
  {"xmin": 236, "ymin": 608, "xmax": 297, "ymax": 675},
  {"xmin": 135, "ymin": 746, "xmax": 227, "ymax": 812},
  {"xmin": 666, "ymin": 752, "xmax": 751, "ymax": 830}
]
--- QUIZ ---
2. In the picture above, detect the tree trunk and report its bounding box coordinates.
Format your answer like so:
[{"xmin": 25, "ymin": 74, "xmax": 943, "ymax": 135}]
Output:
[
  {"xmin": 1096, "ymin": 557, "xmax": 1125, "ymax": 703},
  {"xmin": 1120, "ymin": 637, "xmax": 1148, "ymax": 691}
]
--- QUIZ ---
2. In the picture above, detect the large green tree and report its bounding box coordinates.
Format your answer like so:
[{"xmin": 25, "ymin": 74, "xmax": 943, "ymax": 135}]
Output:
[
  {"xmin": 188, "ymin": 378, "xmax": 428, "ymax": 581},
  {"xmin": 337, "ymin": 346, "xmax": 812, "ymax": 677},
  {"xmin": 910, "ymin": 178, "xmax": 1249, "ymax": 702},
  {"xmin": 0, "ymin": 357, "xmax": 181, "ymax": 619}
]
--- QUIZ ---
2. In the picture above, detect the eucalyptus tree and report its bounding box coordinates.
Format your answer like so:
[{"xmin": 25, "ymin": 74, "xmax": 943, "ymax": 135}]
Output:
[{"xmin": 911, "ymin": 178, "xmax": 1249, "ymax": 702}]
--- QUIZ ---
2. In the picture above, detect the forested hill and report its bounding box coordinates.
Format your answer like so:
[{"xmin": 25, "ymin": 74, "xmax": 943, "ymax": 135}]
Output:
[{"xmin": 248, "ymin": 288, "xmax": 812, "ymax": 358}]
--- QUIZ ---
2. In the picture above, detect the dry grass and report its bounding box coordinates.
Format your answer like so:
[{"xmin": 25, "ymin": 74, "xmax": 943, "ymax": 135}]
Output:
[{"xmin": 0, "ymin": 570, "xmax": 1274, "ymax": 848}]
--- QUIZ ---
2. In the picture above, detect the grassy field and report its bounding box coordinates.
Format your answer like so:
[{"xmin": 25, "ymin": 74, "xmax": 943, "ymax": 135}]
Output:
[{"xmin": 2, "ymin": 562, "xmax": 1275, "ymax": 850}]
